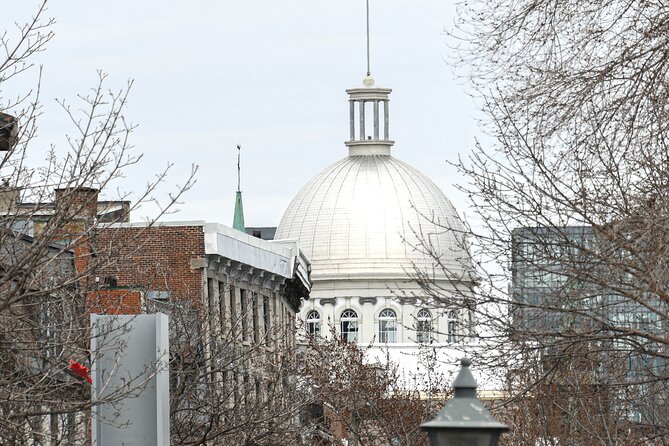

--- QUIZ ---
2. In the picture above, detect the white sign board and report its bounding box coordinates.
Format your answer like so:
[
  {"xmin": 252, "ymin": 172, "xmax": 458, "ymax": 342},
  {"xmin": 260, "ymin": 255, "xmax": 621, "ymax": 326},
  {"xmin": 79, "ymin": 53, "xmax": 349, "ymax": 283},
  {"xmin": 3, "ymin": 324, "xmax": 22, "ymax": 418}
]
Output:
[{"xmin": 90, "ymin": 313, "xmax": 170, "ymax": 445}]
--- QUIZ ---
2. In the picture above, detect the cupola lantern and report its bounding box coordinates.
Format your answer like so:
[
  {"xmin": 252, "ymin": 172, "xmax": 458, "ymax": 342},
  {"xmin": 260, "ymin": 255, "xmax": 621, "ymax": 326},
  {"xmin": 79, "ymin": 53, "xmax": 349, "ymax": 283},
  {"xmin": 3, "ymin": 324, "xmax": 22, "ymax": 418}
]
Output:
[{"xmin": 345, "ymin": 76, "xmax": 394, "ymax": 156}]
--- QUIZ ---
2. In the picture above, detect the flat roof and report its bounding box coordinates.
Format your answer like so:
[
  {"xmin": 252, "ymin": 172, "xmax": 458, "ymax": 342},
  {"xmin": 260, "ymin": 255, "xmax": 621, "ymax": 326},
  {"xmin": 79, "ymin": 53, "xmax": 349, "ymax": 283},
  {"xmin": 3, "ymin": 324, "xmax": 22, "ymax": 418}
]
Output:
[{"xmin": 103, "ymin": 220, "xmax": 311, "ymax": 292}]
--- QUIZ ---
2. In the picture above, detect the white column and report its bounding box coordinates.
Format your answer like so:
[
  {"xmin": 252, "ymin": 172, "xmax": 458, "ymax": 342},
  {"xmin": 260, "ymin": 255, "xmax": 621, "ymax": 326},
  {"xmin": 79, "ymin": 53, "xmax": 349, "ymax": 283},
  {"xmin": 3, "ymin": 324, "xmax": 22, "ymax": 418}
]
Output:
[
  {"xmin": 373, "ymin": 100, "xmax": 379, "ymax": 139},
  {"xmin": 359, "ymin": 100, "xmax": 366, "ymax": 140},
  {"xmin": 349, "ymin": 100, "xmax": 355, "ymax": 140},
  {"xmin": 383, "ymin": 100, "xmax": 389, "ymax": 140}
]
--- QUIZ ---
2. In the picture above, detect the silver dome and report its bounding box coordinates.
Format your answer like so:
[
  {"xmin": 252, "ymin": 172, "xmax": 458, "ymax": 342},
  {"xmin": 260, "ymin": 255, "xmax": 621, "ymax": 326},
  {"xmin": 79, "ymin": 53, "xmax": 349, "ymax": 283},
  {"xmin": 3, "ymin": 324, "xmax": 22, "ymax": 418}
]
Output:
[{"xmin": 275, "ymin": 154, "xmax": 471, "ymax": 281}]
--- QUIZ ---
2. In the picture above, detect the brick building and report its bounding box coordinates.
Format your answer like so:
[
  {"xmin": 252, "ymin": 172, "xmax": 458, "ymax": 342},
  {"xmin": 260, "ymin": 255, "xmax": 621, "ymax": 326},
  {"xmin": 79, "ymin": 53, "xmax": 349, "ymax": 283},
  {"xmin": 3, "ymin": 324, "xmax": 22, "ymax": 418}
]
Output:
[
  {"xmin": 12, "ymin": 187, "xmax": 311, "ymax": 333},
  {"xmin": 0, "ymin": 185, "xmax": 128, "ymax": 445},
  {"xmin": 3, "ymin": 186, "xmax": 312, "ymax": 443},
  {"xmin": 91, "ymin": 219, "xmax": 310, "ymax": 329},
  {"xmin": 0, "ymin": 229, "xmax": 83, "ymax": 444}
]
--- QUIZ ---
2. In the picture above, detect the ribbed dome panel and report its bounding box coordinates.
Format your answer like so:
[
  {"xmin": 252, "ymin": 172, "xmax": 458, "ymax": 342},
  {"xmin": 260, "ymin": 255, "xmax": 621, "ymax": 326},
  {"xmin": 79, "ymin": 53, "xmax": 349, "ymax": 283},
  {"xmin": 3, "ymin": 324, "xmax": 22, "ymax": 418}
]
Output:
[{"xmin": 276, "ymin": 155, "xmax": 471, "ymax": 281}]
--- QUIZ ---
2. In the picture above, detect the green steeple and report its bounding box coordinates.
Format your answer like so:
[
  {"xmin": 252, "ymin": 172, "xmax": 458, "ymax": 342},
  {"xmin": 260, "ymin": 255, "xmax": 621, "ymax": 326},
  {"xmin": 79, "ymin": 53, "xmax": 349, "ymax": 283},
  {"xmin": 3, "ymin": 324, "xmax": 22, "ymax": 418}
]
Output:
[
  {"xmin": 232, "ymin": 144, "xmax": 246, "ymax": 231},
  {"xmin": 233, "ymin": 190, "xmax": 245, "ymax": 231}
]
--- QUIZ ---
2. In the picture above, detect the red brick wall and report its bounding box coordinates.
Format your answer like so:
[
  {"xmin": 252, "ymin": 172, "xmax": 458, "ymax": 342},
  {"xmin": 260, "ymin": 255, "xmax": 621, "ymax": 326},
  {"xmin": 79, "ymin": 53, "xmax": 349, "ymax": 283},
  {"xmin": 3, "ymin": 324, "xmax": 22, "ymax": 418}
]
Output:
[
  {"xmin": 91, "ymin": 225, "xmax": 206, "ymax": 313},
  {"xmin": 87, "ymin": 289, "xmax": 143, "ymax": 314}
]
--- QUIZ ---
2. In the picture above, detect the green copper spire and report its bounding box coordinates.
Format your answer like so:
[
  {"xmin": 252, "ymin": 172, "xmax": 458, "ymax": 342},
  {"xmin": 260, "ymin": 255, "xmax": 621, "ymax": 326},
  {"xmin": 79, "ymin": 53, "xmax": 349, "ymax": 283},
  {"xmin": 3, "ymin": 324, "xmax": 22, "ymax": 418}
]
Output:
[
  {"xmin": 233, "ymin": 190, "xmax": 245, "ymax": 231},
  {"xmin": 232, "ymin": 144, "xmax": 245, "ymax": 231}
]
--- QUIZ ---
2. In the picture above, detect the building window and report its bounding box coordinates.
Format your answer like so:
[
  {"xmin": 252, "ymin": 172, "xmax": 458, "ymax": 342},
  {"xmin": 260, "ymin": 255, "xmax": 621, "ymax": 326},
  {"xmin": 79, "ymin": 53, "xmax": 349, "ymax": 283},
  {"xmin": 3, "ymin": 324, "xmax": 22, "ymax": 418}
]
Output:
[
  {"xmin": 229, "ymin": 287, "xmax": 236, "ymax": 338},
  {"xmin": 146, "ymin": 290, "xmax": 171, "ymax": 301},
  {"xmin": 340, "ymin": 309, "xmax": 358, "ymax": 343},
  {"xmin": 447, "ymin": 309, "xmax": 459, "ymax": 344},
  {"xmin": 252, "ymin": 293, "xmax": 259, "ymax": 344},
  {"xmin": 263, "ymin": 296, "xmax": 270, "ymax": 340},
  {"xmin": 416, "ymin": 309, "xmax": 432, "ymax": 344},
  {"xmin": 243, "ymin": 373, "xmax": 250, "ymax": 405},
  {"xmin": 207, "ymin": 279, "xmax": 216, "ymax": 338},
  {"xmin": 240, "ymin": 289, "xmax": 248, "ymax": 341},
  {"xmin": 169, "ymin": 352, "xmax": 183, "ymax": 391},
  {"xmin": 306, "ymin": 310, "xmax": 321, "ymax": 337},
  {"xmin": 219, "ymin": 281, "xmax": 226, "ymax": 336},
  {"xmin": 378, "ymin": 308, "xmax": 397, "ymax": 343}
]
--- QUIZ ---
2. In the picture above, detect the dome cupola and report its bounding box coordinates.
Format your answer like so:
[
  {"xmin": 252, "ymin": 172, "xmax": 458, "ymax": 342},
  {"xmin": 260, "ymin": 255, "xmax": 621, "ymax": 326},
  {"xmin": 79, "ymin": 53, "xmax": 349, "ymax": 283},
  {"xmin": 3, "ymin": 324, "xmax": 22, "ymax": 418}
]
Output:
[{"xmin": 345, "ymin": 76, "xmax": 394, "ymax": 156}]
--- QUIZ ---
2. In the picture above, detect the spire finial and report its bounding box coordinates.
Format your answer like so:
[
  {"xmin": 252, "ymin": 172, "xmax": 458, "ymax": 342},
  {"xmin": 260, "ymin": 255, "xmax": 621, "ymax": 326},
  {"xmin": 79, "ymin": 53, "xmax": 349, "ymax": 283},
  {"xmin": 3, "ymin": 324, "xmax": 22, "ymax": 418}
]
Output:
[
  {"xmin": 236, "ymin": 144, "xmax": 241, "ymax": 192},
  {"xmin": 366, "ymin": 0, "xmax": 371, "ymax": 77}
]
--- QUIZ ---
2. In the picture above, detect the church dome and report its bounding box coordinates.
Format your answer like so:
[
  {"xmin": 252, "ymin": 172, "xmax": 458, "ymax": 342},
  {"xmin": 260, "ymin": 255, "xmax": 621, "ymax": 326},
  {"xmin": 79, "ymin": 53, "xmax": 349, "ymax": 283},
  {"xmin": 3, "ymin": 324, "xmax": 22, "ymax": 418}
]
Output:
[
  {"xmin": 275, "ymin": 153, "xmax": 471, "ymax": 282},
  {"xmin": 276, "ymin": 75, "xmax": 472, "ymax": 285}
]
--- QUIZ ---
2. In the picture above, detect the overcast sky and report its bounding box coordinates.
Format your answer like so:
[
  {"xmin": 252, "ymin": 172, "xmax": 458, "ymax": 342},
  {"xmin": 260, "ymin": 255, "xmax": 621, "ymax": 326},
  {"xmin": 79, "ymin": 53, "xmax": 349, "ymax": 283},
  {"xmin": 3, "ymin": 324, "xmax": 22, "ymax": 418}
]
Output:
[{"xmin": 4, "ymin": 1, "xmax": 482, "ymax": 227}]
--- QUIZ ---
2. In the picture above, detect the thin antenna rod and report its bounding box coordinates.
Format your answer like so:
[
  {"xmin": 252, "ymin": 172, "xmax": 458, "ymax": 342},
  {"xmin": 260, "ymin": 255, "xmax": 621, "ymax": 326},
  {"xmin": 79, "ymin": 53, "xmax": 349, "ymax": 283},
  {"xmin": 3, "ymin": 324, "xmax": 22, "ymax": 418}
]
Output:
[
  {"xmin": 236, "ymin": 144, "xmax": 241, "ymax": 191},
  {"xmin": 366, "ymin": 0, "xmax": 371, "ymax": 77}
]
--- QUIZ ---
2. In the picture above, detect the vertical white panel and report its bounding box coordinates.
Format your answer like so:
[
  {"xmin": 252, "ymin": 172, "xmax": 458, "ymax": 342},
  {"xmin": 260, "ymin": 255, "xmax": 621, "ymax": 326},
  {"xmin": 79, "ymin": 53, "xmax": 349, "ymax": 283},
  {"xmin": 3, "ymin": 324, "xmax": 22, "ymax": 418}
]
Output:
[{"xmin": 91, "ymin": 313, "xmax": 170, "ymax": 445}]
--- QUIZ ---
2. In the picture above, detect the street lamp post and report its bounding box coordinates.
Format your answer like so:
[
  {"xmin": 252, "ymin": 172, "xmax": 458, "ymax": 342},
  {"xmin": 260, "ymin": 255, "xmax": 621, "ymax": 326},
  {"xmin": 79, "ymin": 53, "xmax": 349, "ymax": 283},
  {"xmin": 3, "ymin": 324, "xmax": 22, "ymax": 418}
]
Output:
[{"xmin": 420, "ymin": 358, "xmax": 509, "ymax": 446}]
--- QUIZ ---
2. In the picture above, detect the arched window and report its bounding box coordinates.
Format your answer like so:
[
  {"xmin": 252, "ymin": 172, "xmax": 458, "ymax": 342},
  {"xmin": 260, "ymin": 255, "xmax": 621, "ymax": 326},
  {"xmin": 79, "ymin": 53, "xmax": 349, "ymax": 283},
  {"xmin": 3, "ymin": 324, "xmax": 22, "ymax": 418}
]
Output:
[
  {"xmin": 340, "ymin": 309, "xmax": 358, "ymax": 343},
  {"xmin": 378, "ymin": 308, "xmax": 397, "ymax": 343},
  {"xmin": 447, "ymin": 309, "xmax": 459, "ymax": 344},
  {"xmin": 416, "ymin": 309, "xmax": 432, "ymax": 344},
  {"xmin": 306, "ymin": 310, "xmax": 321, "ymax": 337}
]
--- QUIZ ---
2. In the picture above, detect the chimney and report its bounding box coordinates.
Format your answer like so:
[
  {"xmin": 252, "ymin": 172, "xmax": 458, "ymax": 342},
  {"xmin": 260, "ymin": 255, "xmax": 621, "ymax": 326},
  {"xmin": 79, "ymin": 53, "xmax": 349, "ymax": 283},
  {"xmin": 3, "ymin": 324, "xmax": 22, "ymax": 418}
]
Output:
[
  {"xmin": 120, "ymin": 201, "xmax": 131, "ymax": 222},
  {"xmin": 0, "ymin": 185, "xmax": 19, "ymax": 212},
  {"xmin": 53, "ymin": 188, "xmax": 99, "ymax": 277},
  {"xmin": 54, "ymin": 187, "xmax": 99, "ymax": 222}
]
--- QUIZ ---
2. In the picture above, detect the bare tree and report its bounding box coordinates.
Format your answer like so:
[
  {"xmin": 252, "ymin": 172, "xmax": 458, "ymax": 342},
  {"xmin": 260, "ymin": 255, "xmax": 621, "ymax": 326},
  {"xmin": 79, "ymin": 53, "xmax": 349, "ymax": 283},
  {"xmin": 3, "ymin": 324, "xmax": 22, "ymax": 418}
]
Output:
[
  {"xmin": 298, "ymin": 328, "xmax": 451, "ymax": 446},
  {"xmin": 0, "ymin": 2, "xmax": 196, "ymax": 444},
  {"xmin": 145, "ymin": 296, "xmax": 311, "ymax": 446},
  {"xmin": 407, "ymin": 1, "xmax": 669, "ymax": 444}
]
